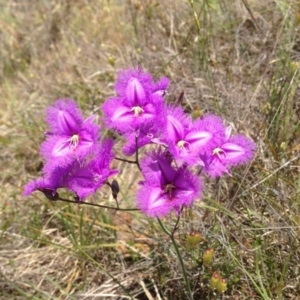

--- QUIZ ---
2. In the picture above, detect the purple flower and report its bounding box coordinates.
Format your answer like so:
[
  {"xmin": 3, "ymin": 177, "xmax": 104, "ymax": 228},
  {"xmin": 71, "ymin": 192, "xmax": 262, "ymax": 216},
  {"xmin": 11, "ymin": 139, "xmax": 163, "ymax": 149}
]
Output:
[
  {"xmin": 159, "ymin": 106, "xmax": 225, "ymax": 166},
  {"xmin": 60, "ymin": 139, "xmax": 118, "ymax": 200},
  {"xmin": 137, "ymin": 149, "xmax": 202, "ymax": 217},
  {"xmin": 201, "ymin": 128, "xmax": 256, "ymax": 177},
  {"xmin": 24, "ymin": 139, "xmax": 118, "ymax": 200},
  {"xmin": 102, "ymin": 68, "xmax": 168, "ymax": 134},
  {"xmin": 24, "ymin": 99, "xmax": 118, "ymax": 201},
  {"xmin": 41, "ymin": 99, "xmax": 99, "ymax": 169},
  {"xmin": 23, "ymin": 166, "xmax": 67, "ymax": 198},
  {"xmin": 23, "ymin": 178, "xmax": 57, "ymax": 198}
]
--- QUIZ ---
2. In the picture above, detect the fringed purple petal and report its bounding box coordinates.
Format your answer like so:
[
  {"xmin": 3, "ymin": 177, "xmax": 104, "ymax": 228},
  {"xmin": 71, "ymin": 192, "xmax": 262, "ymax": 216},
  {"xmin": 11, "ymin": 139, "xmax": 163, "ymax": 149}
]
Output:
[
  {"xmin": 202, "ymin": 155, "xmax": 230, "ymax": 178},
  {"xmin": 140, "ymin": 149, "xmax": 175, "ymax": 185},
  {"xmin": 102, "ymin": 97, "xmax": 133, "ymax": 133},
  {"xmin": 224, "ymin": 134, "xmax": 256, "ymax": 165},
  {"xmin": 40, "ymin": 136, "xmax": 74, "ymax": 169},
  {"xmin": 46, "ymin": 99, "xmax": 83, "ymax": 135},
  {"xmin": 23, "ymin": 178, "xmax": 45, "ymax": 196},
  {"xmin": 126, "ymin": 78, "xmax": 146, "ymax": 106},
  {"xmin": 152, "ymin": 76, "xmax": 169, "ymax": 96},
  {"xmin": 163, "ymin": 105, "xmax": 191, "ymax": 143},
  {"xmin": 59, "ymin": 139, "xmax": 118, "ymax": 200},
  {"xmin": 192, "ymin": 114, "xmax": 226, "ymax": 155},
  {"xmin": 137, "ymin": 185, "xmax": 174, "ymax": 217},
  {"xmin": 115, "ymin": 68, "xmax": 153, "ymax": 101}
]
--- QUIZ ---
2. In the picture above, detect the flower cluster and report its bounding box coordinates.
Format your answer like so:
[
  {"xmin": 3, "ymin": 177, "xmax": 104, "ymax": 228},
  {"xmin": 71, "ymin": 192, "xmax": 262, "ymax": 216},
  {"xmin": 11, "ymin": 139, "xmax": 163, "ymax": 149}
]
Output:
[
  {"xmin": 24, "ymin": 68, "xmax": 255, "ymax": 218},
  {"xmin": 101, "ymin": 68, "xmax": 255, "ymax": 216}
]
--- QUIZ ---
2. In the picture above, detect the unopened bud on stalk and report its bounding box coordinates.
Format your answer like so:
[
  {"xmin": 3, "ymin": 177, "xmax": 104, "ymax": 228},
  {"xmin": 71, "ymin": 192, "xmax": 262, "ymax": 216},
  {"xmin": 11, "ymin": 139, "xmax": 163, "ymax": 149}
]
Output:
[
  {"xmin": 210, "ymin": 271, "xmax": 221, "ymax": 290},
  {"xmin": 203, "ymin": 248, "xmax": 214, "ymax": 267},
  {"xmin": 41, "ymin": 189, "xmax": 59, "ymax": 201},
  {"xmin": 216, "ymin": 278, "xmax": 227, "ymax": 293},
  {"xmin": 186, "ymin": 231, "xmax": 202, "ymax": 249},
  {"xmin": 111, "ymin": 179, "xmax": 120, "ymax": 200},
  {"xmin": 108, "ymin": 56, "xmax": 116, "ymax": 67}
]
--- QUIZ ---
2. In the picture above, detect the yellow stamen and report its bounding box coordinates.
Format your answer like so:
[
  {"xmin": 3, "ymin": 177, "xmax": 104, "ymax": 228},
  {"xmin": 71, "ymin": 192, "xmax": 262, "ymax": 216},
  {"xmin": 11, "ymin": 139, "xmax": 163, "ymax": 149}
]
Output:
[
  {"xmin": 131, "ymin": 106, "xmax": 144, "ymax": 116},
  {"xmin": 164, "ymin": 183, "xmax": 176, "ymax": 199},
  {"xmin": 213, "ymin": 147, "xmax": 223, "ymax": 157},
  {"xmin": 70, "ymin": 134, "xmax": 80, "ymax": 148},
  {"xmin": 177, "ymin": 140, "xmax": 186, "ymax": 149}
]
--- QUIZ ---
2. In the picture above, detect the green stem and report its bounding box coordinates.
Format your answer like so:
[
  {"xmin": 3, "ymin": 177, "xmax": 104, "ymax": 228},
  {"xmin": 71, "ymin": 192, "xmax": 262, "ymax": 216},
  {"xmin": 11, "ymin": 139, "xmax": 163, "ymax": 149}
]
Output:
[
  {"xmin": 188, "ymin": 0, "xmax": 201, "ymax": 33},
  {"xmin": 157, "ymin": 218, "xmax": 194, "ymax": 300}
]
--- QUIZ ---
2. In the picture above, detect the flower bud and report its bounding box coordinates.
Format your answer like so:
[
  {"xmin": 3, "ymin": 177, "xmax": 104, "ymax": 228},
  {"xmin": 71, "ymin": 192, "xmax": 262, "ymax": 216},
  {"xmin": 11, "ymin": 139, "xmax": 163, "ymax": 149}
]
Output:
[
  {"xmin": 203, "ymin": 248, "xmax": 214, "ymax": 267},
  {"xmin": 210, "ymin": 271, "xmax": 221, "ymax": 290},
  {"xmin": 41, "ymin": 189, "xmax": 59, "ymax": 201},
  {"xmin": 186, "ymin": 231, "xmax": 202, "ymax": 249},
  {"xmin": 111, "ymin": 179, "xmax": 120, "ymax": 200},
  {"xmin": 216, "ymin": 278, "xmax": 227, "ymax": 294},
  {"xmin": 108, "ymin": 56, "xmax": 115, "ymax": 67},
  {"xmin": 289, "ymin": 61, "xmax": 300, "ymax": 74}
]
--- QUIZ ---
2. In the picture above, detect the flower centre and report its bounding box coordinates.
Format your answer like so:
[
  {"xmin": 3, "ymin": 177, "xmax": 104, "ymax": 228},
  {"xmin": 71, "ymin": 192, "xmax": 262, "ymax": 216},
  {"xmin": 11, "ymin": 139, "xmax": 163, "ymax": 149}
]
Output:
[
  {"xmin": 212, "ymin": 147, "xmax": 224, "ymax": 157},
  {"xmin": 163, "ymin": 183, "xmax": 176, "ymax": 200},
  {"xmin": 131, "ymin": 106, "xmax": 144, "ymax": 116},
  {"xmin": 69, "ymin": 134, "xmax": 80, "ymax": 148},
  {"xmin": 177, "ymin": 140, "xmax": 187, "ymax": 149}
]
